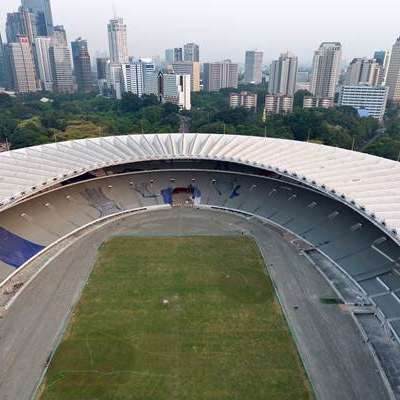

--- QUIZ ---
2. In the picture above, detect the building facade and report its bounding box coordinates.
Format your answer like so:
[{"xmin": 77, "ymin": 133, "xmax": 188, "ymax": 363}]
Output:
[
  {"xmin": 269, "ymin": 51, "xmax": 298, "ymax": 96},
  {"xmin": 229, "ymin": 92, "xmax": 257, "ymax": 110},
  {"xmin": 6, "ymin": 7, "xmax": 37, "ymax": 44},
  {"xmin": 7, "ymin": 36, "xmax": 38, "ymax": 93},
  {"xmin": 303, "ymin": 96, "xmax": 334, "ymax": 109},
  {"xmin": 71, "ymin": 38, "xmax": 93, "ymax": 93},
  {"xmin": 374, "ymin": 50, "xmax": 390, "ymax": 86},
  {"xmin": 107, "ymin": 17, "xmax": 128, "ymax": 64},
  {"xmin": 203, "ymin": 61, "xmax": 239, "ymax": 92},
  {"xmin": 310, "ymin": 42, "xmax": 342, "ymax": 99},
  {"xmin": 22, "ymin": 0, "xmax": 54, "ymax": 36},
  {"xmin": 121, "ymin": 62, "xmax": 144, "ymax": 97},
  {"xmin": 172, "ymin": 61, "xmax": 200, "ymax": 92},
  {"xmin": 34, "ymin": 36, "xmax": 53, "ymax": 91},
  {"xmin": 339, "ymin": 85, "xmax": 388, "ymax": 120},
  {"xmin": 244, "ymin": 50, "xmax": 263, "ymax": 84},
  {"xmin": 344, "ymin": 58, "xmax": 381, "ymax": 86},
  {"xmin": 264, "ymin": 94, "xmax": 293, "ymax": 115},
  {"xmin": 183, "ymin": 43, "xmax": 199, "ymax": 62},
  {"xmin": 162, "ymin": 73, "xmax": 191, "ymax": 110},
  {"xmin": 173, "ymin": 48, "xmax": 183, "ymax": 63},
  {"xmin": 49, "ymin": 26, "xmax": 74, "ymax": 93},
  {"xmin": 386, "ymin": 37, "xmax": 400, "ymax": 102}
]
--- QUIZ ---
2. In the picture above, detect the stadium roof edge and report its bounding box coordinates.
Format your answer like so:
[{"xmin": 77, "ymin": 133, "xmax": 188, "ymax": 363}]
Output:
[{"xmin": 1, "ymin": 133, "xmax": 400, "ymax": 242}]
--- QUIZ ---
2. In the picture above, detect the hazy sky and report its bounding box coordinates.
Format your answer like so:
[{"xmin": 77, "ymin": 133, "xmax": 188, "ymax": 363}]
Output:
[{"xmin": 1, "ymin": 0, "xmax": 399, "ymax": 65}]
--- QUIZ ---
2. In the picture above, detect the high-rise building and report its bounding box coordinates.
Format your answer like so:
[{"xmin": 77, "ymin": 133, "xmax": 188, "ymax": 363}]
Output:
[
  {"xmin": 386, "ymin": 37, "xmax": 400, "ymax": 102},
  {"xmin": 203, "ymin": 61, "xmax": 239, "ymax": 92},
  {"xmin": 121, "ymin": 62, "xmax": 144, "ymax": 97},
  {"xmin": 6, "ymin": 7, "xmax": 37, "ymax": 44},
  {"xmin": 339, "ymin": 85, "xmax": 389, "ymax": 120},
  {"xmin": 310, "ymin": 42, "xmax": 342, "ymax": 99},
  {"xmin": 49, "ymin": 26, "xmax": 74, "ymax": 93},
  {"xmin": 34, "ymin": 36, "xmax": 53, "ymax": 91},
  {"xmin": 0, "ymin": 34, "xmax": 8, "ymax": 88},
  {"xmin": 264, "ymin": 94, "xmax": 293, "ymax": 115},
  {"xmin": 22, "ymin": 0, "xmax": 54, "ymax": 36},
  {"xmin": 165, "ymin": 49, "xmax": 174, "ymax": 65},
  {"xmin": 96, "ymin": 58, "xmax": 109, "ymax": 80},
  {"xmin": 229, "ymin": 92, "xmax": 258, "ymax": 111},
  {"xmin": 7, "ymin": 36, "xmax": 38, "ymax": 93},
  {"xmin": 174, "ymin": 48, "xmax": 183, "ymax": 63},
  {"xmin": 269, "ymin": 52, "xmax": 298, "ymax": 96},
  {"xmin": 244, "ymin": 50, "xmax": 263, "ymax": 84},
  {"xmin": 183, "ymin": 43, "xmax": 199, "ymax": 62},
  {"xmin": 106, "ymin": 62, "xmax": 123, "ymax": 99},
  {"xmin": 162, "ymin": 73, "xmax": 191, "ymax": 110},
  {"xmin": 71, "ymin": 38, "xmax": 93, "ymax": 93},
  {"xmin": 108, "ymin": 17, "xmax": 128, "ymax": 64},
  {"xmin": 344, "ymin": 58, "xmax": 381, "ymax": 86},
  {"xmin": 172, "ymin": 61, "xmax": 200, "ymax": 92},
  {"xmin": 374, "ymin": 50, "xmax": 390, "ymax": 85}
]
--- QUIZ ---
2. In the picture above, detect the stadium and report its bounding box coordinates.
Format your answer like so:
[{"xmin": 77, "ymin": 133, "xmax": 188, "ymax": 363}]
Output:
[{"xmin": 0, "ymin": 133, "xmax": 400, "ymax": 399}]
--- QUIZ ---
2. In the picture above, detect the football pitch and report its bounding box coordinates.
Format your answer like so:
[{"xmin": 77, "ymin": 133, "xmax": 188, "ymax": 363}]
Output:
[{"xmin": 38, "ymin": 236, "xmax": 313, "ymax": 399}]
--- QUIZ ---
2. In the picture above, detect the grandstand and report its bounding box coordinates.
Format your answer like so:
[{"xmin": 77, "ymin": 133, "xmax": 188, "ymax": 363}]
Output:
[{"xmin": 0, "ymin": 133, "xmax": 400, "ymax": 399}]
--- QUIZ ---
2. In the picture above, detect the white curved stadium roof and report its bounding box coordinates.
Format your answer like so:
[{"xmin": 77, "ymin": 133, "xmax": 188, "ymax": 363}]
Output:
[{"xmin": 1, "ymin": 133, "xmax": 400, "ymax": 239}]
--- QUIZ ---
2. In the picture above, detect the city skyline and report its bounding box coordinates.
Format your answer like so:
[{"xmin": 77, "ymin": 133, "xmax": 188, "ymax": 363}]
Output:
[{"xmin": 1, "ymin": 0, "xmax": 400, "ymax": 64}]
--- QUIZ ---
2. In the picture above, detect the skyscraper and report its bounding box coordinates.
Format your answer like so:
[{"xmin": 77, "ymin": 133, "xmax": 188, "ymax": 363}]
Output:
[
  {"xmin": 174, "ymin": 48, "xmax": 183, "ymax": 63},
  {"xmin": 107, "ymin": 17, "xmax": 128, "ymax": 64},
  {"xmin": 121, "ymin": 62, "xmax": 144, "ymax": 97},
  {"xmin": 49, "ymin": 26, "xmax": 74, "ymax": 93},
  {"xmin": 0, "ymin": 34, "xmax": 8, "ymax": 88},
  {"xmin": 244, "ymin": 50, "xmax": 263, "ymax": 84},
  {"xmin": 183, "ymin": 43, "xmax": 199, "ymax": 62},
  {"xmin": 34, "ymin": 36, "xmax": 53, "ymax": 91},
  {"xmin": 162, "ymin": 73, "xmax": 191, "ymax": 110},
  {"xmin": 165, "ymin": 49, "xmax": 174, "ymax": 65},
  {"xmin": 203, "ymin": 61, "xmax": 239, "ymax": 92},
  {"xmin": 7, "ymin": 36, "xmax": 38, "ymax": 93},
  {"xmin": 374, "ymin": 50, "xmax": 390, "ymax": 86},
  {"xmin": 71, "ymin": 38, "xmax": 93, "ymax": 93},
  {"xmin": 344, "ymin": 58, "xmax": 381, "ymax": 86},
  {"xmin": 386, "ymin": 37, "xmax": 400, "ymax": 102},
  {"xmin": 96, "ymin": 58, "xmax": 109, "ymax": 80},
  {"xmin": 269, "ymin": 52, "xmax": 298, "ymax": 96},
  {"xmin": 6, "ymin": 7, "xmax": 37, "ymax": 44},
  {"xmin": 310, "ymin": 42, "xmax": 342, "ymax": 99},
  {"xmin": 21, "ymin": 0, "xmax": 54, "ymax": 36},
  {"xmin": 172, "ymin": 61, "xmax": 200, "ymax": 92}
]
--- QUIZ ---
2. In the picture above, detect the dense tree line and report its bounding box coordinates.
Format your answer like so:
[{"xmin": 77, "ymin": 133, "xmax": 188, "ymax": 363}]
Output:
[
  {"xmin": 0, "ymin": 88, "xmax": 399, "ymax": 161},
  {"xmin": 0, "ymin": 92, "xmax": 180, "ymax": 150}
]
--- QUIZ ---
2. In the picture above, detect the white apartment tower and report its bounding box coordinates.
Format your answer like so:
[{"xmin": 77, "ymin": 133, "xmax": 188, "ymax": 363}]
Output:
[
  {"xmin": 386, "ymin": 37, "xmax": 400, "ymax": 102},
  {"xmin": 310, "ymin": 42, "xmax": 342, "ymax": 99},
  {"xmin": 34, "ymin": 36, "xmax": 53, "ymax": 91},
  {"xmin": 244, "ymin": 50, "xmax": 263, "ymax": 84},
  {"xmin": 121, "ymin": 62, "xmax": 144, "ymax": 97},
  {"xmin": 162, "ymin": 73, "xmax": 191, "ymax": 110},
  {"xmin": 269, "ymin": 52, "xmax": 298, "ymax": 96},
  {"xmin": 107, "ymin": 17, "xmax": 128, "ymax": 64},
  {"xmin": 339, "ymin": 85, "xmax": 388, "ymax": 121}
]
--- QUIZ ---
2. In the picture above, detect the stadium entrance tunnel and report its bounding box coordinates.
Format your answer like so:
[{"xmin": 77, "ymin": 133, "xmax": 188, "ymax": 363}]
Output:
[{"xmin": 0, "ymin": 166, "xmax": 400, "ymax": 345}]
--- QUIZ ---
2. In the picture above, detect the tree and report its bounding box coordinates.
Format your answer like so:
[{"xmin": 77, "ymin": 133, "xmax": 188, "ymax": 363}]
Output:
[{"xmin": 293, "ymin": 90, "xmax": 312, "ymax": 108}]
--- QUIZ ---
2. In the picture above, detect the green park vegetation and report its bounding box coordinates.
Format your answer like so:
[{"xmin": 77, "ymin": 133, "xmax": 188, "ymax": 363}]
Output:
[
  {"xmin": 38, "ymin": 236, "xmax": 313, "ymax": 400},
  {"xmin": 1, "ymin": 84, "xmax": 399, "ymax": 160}
]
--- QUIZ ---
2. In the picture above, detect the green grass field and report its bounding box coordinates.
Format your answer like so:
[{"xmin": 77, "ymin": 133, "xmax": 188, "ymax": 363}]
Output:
[{"xmin": 38, "ymin": 236, "xmax": 313, "ymax": 400}]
